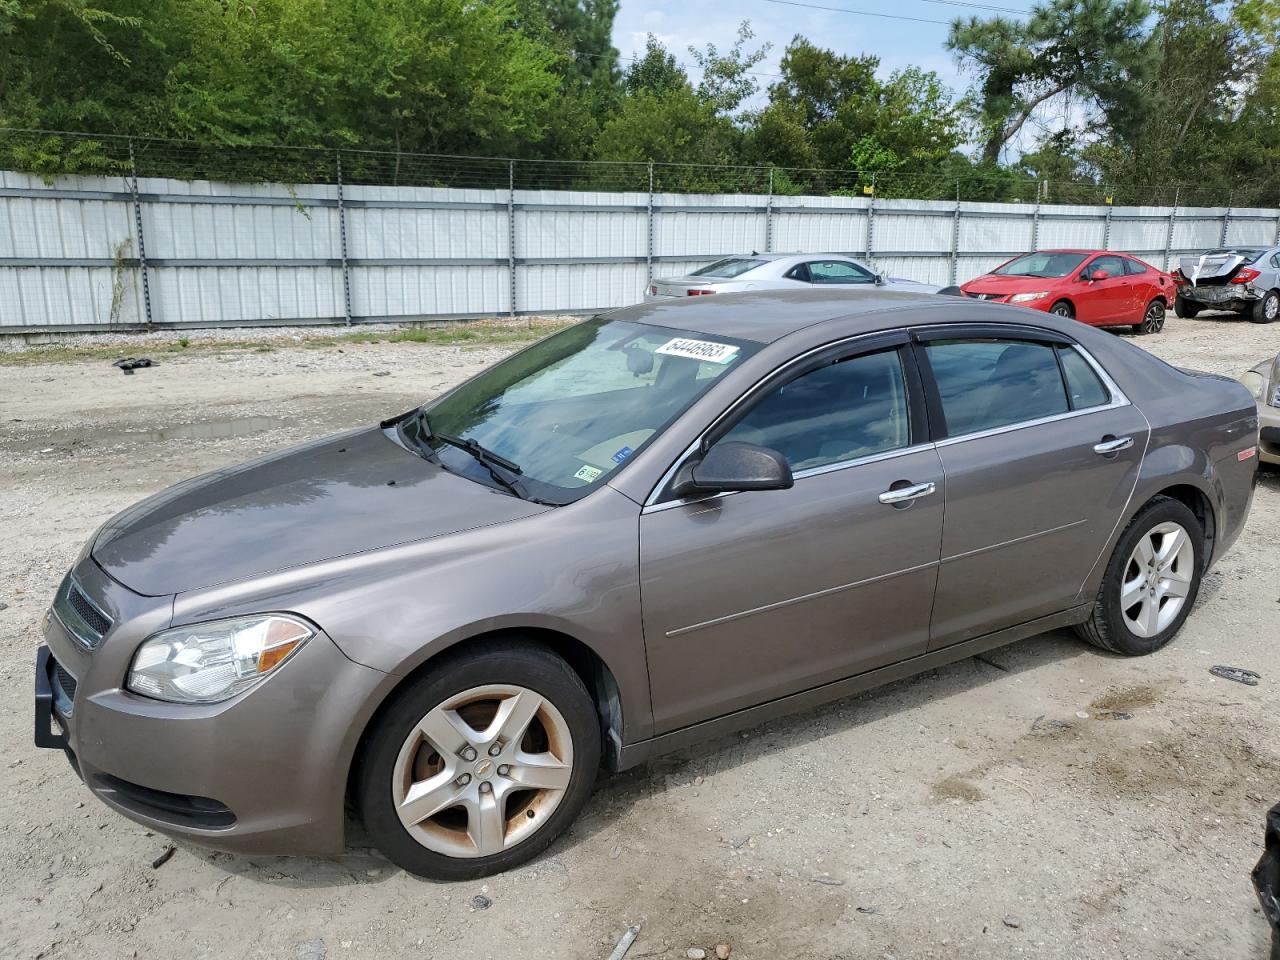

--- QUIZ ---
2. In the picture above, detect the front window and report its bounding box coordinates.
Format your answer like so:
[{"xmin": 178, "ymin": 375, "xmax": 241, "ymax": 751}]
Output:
[
  {"xmin": 689, "ymin": 258, "xmax": 767, "ymax": 279},
  {"xmin": 409, "ymin": 319, "xmax": 759, "ymax": 503},
  {"xmin": 720, "ymin": 348, "xmax": 911, "ymax": 470},
  {"xmin": 993, "ymin": 252, "xmax": 1088, "ymax": 278}
]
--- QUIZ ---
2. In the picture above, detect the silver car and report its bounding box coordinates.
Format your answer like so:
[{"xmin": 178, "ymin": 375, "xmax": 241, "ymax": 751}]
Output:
[
  {"xmin": 1175, "ymin": 247, "xmax": 1280, "ymax": 323},
  {"xmin": 644, "ymin": 253, "xmax": 939, "ymax": 301}
]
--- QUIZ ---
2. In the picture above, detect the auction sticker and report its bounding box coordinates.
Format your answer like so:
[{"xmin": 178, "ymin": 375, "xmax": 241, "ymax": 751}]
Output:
[
  {"xmin": 574, "ymin": 464, "xmax": 604, "ymax": 483},
  {"xmin": 655, "ymin": 337, "xmax": 740, "ymax": 365}
]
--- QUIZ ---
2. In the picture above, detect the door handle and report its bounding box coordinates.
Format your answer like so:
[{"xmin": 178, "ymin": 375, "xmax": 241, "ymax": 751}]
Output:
[
  {"xmin": 1093, "ymin": 436, "xmax": 1133, "ymax": 455},
  {"xmin": 878, "ymin": 481, "xmax": 936, "ymax": 505}
]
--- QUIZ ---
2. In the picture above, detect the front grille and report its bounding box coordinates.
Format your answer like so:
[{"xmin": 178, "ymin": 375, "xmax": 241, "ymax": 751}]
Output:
[{"xmin": 67, "ymin": 583, "xmax": 111, "ymax": 636}]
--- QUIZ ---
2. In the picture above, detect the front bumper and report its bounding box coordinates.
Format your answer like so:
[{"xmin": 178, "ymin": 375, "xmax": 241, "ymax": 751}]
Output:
[{"xmin": 35, "ymin": 557, "xmax": 391, "ymax": 856}]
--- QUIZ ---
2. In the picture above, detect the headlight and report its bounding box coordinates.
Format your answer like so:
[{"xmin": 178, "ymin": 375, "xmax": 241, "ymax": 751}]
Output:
[
  {"xmin": 1010, "ymin": 291, "xmax": 1051, "ymax": 303},
  {"xmin": 128, "ymin": 614, "xmax": 314, "ymax": 704},
  {"xmin": 1241, "ymin": 371, "xmax": 1266, "ymax": 400}
]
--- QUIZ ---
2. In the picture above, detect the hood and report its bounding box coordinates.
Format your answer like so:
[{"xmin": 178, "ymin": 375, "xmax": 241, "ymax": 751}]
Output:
[
  {"xmin": 93, "ymin": 427, "xmax": 550, "ymax": 596},
  {"xmin": 962, "ymin": 273, "xmax": 1064, "ymax": 295}
]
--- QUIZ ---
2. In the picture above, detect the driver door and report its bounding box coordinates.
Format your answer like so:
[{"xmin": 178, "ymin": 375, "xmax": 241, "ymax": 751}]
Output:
[
  {"xmin": 638, "ymin": 337, "xmax": 944, "ymax": 734},
  {"xmin": 1074, "ymin": 255, "xmax": 1130, "ymax": 324}
]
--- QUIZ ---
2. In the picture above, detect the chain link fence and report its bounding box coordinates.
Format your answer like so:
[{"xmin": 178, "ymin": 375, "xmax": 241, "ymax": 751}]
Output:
[{"xmin": 2, "ymin": 128, "xmax": 1272, "ymax": 206}]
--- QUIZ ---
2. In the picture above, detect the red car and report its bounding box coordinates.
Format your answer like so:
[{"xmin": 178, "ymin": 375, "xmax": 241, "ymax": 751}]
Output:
[{"xmin": 960, "ymin": 249, "xmax": 1177, "ymax": 334}]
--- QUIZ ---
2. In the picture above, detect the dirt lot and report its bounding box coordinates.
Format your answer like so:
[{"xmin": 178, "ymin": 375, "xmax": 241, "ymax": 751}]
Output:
[{"xmin": 1, "ymin": 312, "xmax": 1278, "ymax": 960}]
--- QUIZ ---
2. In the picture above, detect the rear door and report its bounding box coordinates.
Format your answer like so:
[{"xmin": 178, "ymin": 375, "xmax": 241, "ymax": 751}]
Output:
[
  {"xmin": 639, "ymin": 335, "xmax": 944, "ymax": 734},
  {"xmin": 915, "ymin": 327, "xmax": 1149, "ymax": 648},
  {"xmin": 1074, "ymin": 255, "xmax": 1130, "ymax": 324}
]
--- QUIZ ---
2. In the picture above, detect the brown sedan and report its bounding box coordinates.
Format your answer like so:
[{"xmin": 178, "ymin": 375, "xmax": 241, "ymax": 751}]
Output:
[{"xmin": 36, "ymin": 290, "xmax": 1258, "ymax": 879}]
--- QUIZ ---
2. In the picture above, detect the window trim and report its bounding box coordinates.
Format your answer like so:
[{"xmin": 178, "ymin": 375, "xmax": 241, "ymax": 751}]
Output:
[{"xmin": 910, "ymin": 326, "xmax": 1129, "ymax": 446}]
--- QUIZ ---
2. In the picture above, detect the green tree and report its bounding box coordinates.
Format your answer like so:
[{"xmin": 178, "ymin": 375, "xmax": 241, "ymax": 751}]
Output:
[{"xmin": 948, "ymin": 0, "xmax": 1156, "ymax": 164}]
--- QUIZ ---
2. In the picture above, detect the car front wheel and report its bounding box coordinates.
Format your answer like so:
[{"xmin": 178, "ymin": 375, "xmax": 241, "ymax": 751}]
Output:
[
  {"xmin": 1049, "ymin": 300, "xmax": 1073, "ymax": 318},
  {"xmin": 357, "ymin": 641, "xmax": 601, "ymax": 880},
  {"xmin": 1075, "ymin": 497, "xmax": 1203, "ymax": 656}
]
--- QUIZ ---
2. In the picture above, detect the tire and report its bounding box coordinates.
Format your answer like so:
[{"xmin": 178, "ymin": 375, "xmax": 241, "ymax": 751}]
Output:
[
  {"xmin": 357, "ymin": 641, "xmax": 601, "ymax": 880},
  {"xmin": 1132, "ymin": 298, "xmax": 1166, "ymax": 335},
  {"xmin": 1251, "ymin": 289, "xmax": 1279, "ymax": 324},
  {"xmin": 1049, "ymin": 300, "xmax": 1074, "ymax": 318},
  {"xmin": 1075, "ymin": 496, "xmax": 1204, "ymax": 656},
  {"xmin": 1174, "ymin": 295, "xmax": 1200, "ymax": 319}
]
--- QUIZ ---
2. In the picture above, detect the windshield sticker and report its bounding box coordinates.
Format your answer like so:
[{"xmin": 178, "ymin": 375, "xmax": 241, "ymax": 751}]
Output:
[
  {"xmin": 611, "ymin": 446, "xmax": 634, "ymax": 464},
  {"xmin": 655, "ymin": 337, "xmax": 740, "ymax": 365},
  {"xmin": 574, "ymin": 464, "xmax": 604, "ymax": 483}
]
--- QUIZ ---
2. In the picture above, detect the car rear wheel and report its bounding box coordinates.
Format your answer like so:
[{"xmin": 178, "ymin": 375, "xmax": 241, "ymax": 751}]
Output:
[
  {"xmin": 1133, "ymin": 299, "xmax": 1166, "ymax": 335},
  {"xmin": 1252, "ymin": 290, "xmax": 1280, "ymax": 324},
  {"xmin": 357, "ymin": 641, "xmax": 601, "ymax": 880},
  {"xmin": 1174, "ymin": 295, "xmax": 1200, "ymax": 319},
  {"xmin": 1075, "ymin": 497, "xmax": 1203, "ymax": 656},
  {"xmin": 1049, "ymin": 300, "xmax": 1073, "ymax": 318}
]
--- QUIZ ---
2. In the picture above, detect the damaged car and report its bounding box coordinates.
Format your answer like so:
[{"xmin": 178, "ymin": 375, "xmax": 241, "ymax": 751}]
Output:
[{"xmin": 1174, "ymin": 247, "xmax": 1280, "ymax": 323}]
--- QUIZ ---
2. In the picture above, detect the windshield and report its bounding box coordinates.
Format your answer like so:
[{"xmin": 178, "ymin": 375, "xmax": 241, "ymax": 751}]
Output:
[
  {"xmin": 992, "ymin": 252, "xmax": 1089, "ymax": 278},
  {"xmin": 410, "ymin": 318, "xmax": 759, "ymax": 503},
  {"xmin": 689, "ymin": 258, "xmax": 767, "ymax": 279}
]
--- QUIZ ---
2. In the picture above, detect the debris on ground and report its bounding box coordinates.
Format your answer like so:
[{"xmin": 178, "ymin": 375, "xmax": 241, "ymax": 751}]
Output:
[
  {"xmin": 1095, "ymin": 710, "xmax": 1133, "ymax": 720},
  {"xmin": 1031, "ymin": 715, "xmax": 1071, "ymax": 732},
  {"xmin": 294, "ymin": 939, "xmax": 326, "ymax": 960},
  {"xmin": 469, "ymin": 894, "xmax": 492, "ymax": 911},
  {"xmin": 150, "ymin": 846, "xmax": 175, "ymax": 869},
  {"xmin": 1003, "ymin": 915, "xmax": 1022, "ymax": 929},
  {"xmin": 686, "ymin": 948, "xmax": 706, "ymax": 960},
  {"xmin": 112, "ymin": 357, "xmax": 159, "ymax": 375},
  {"xmin": 1210, "ymin": 665, "xmax": 1261, "ymax": 685},
  {"xmin": 811, "ymin": 876, "xmax": 845, "ymax": 886},
  {"xmin": 605, "ymin": 925, "xmax": 640, "ymax": 960},
  {"xmin": 856, "ymin": 906, "xmax": 880, "ymax": 915},
  {"xmin": 714, "ymin": 944, "xmax": 732, "ymax": 959}
]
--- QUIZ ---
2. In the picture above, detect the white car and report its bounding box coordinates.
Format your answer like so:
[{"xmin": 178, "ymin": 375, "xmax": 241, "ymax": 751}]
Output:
[{"xmin": 643, "ymin": 253, "xmax": 940, "ymax": 301}]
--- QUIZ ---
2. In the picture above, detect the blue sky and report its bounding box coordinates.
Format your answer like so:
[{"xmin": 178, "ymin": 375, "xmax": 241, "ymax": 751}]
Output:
[{"xmin": 610, "ymin": 0, "xmax": 976, "ymax": 106}]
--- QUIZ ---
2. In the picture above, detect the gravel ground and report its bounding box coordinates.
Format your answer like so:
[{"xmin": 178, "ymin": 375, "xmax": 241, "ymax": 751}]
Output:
[{"xmin": 1, "ymin": 311, "xmax": 1278, "ymax": 960}]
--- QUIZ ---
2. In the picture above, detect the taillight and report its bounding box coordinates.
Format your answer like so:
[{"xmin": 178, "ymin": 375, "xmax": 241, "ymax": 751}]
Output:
[
  {"xmin": 686, "ymin": 289, "xmax": 715, "ymax": 296},
  {"xmin": 648, "ymin": 284, "xmax": 657, "ymax": 295},
  {"xmin": 1231, "ymin": 268, "xmax": 1261, "ymax": 285}
]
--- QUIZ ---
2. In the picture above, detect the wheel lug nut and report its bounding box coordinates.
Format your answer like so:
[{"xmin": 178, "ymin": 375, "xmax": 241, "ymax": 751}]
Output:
[
  {"xmin": 498, "ymin": 764, "xmax": 511, "ymax": 776},
  {"xmin": 457, "ymin": 774, "xmax": 471, "ymax": 786},
  {"xmin": 460, "ymin": 747, "xmax": 476, "ymax": 761},
  {"xmin": 479, "ymin": 782, "xmax": 492, "ymax": 793},
  {"xmin": 488, "ymin": 743, "xmax": 502, "ymax": 757}
]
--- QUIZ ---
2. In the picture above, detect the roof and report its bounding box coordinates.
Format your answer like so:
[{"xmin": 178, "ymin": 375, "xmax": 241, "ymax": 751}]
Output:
[{"xmin": 604, "ymin": 288, "xmax": 971, "ymax": 343}]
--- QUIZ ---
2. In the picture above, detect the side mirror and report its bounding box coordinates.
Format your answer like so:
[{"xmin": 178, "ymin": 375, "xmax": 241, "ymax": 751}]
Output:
[
  {"xmin": 1089, "ymin": 269, "xmax": 1109, "ymax": 281},
  {"xmin": 671, "ymin": 442, "xmax": 793, "ymax": 497},
  {"xmin": 875, "ymin": 270, "xmax": 888, "ymax": 286}
]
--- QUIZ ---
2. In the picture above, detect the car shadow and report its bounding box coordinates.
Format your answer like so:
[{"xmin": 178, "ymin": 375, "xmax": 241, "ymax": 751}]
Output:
[{"xmin": 187, "ymin": 625, "xmax": 1099, "ymax": 887}]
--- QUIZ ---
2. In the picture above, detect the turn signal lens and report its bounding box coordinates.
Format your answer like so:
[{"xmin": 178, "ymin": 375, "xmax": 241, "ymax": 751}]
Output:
[
  {"xmin": 686, "ymin": 289, "xmax": 715, "ymax": 296},
  {"xmin": 128, "ymin": 614, "xmax": 314, "ymax": 704}
]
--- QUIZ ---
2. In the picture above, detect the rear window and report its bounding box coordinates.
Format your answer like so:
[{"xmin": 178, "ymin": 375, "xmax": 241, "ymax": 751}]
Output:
[
  {"xmin": 925, "ymin": 339, "xmax": 1069, "ymax": 436},
  {"xmin": 1123, "ymin": 259, "xmax": 1148, "ymax": 275},
  {"xmin": 689, "ymin": 258, "xmax": 767, "ymax": 279}
]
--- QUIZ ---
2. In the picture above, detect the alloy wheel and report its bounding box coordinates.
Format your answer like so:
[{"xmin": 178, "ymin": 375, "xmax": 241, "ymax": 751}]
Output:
[
  {"xmin": 1120, "ymin": 521, "xmax": 1194, "ymax": 638},
  {"xmin": 1142, "ymin": 301, "xmax": 1166, "ymax": 334},
  {"xmin": 392, "ymin": 684, "xmax": 574, "ymax": 858},
  {"xmin": 1267, "ymin": 294, "xmax": 1279, "ymax": 321}
]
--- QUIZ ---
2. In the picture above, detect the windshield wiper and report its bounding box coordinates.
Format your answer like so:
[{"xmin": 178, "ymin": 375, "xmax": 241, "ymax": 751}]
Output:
[{"xmin": 415, "ymin": 413, "xmax": 531, "ymax": 500}]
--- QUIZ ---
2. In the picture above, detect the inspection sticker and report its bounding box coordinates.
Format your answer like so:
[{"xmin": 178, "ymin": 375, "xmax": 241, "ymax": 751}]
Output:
[
  {"xmin": 654, "ymin": 337, "xmax": 740, "ymax": 365},
  {"xmin": 574, "ymin": 464, "xmax": 604, "ymax": 483}
]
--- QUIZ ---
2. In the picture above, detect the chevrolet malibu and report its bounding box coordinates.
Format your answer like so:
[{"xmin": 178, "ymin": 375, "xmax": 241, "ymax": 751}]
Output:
[{"xmin": 36, "ymin": 290, "xmax": 1258, "ymax": 880}]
